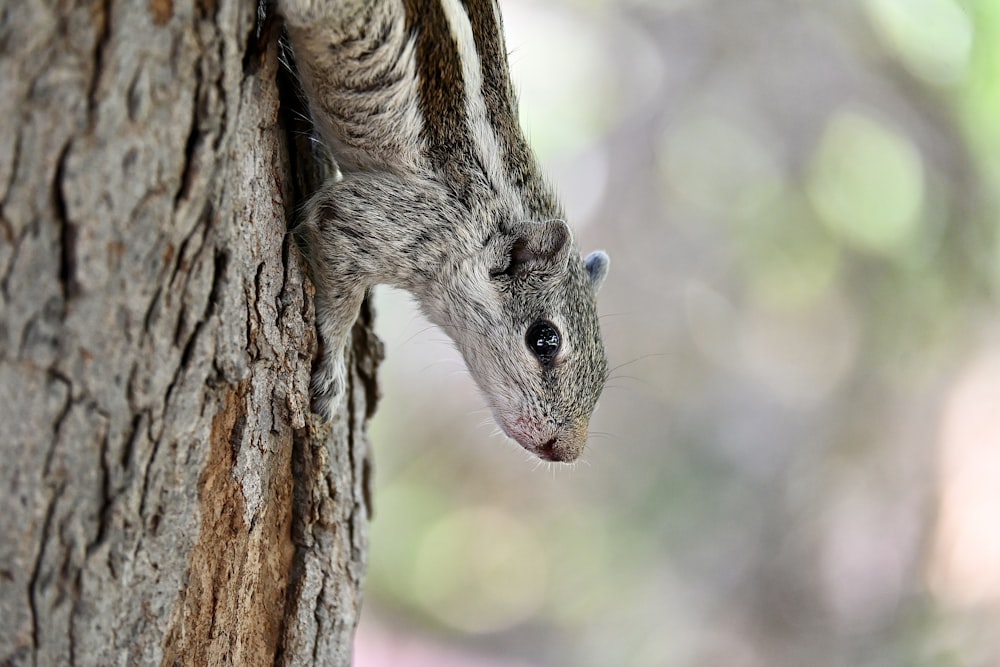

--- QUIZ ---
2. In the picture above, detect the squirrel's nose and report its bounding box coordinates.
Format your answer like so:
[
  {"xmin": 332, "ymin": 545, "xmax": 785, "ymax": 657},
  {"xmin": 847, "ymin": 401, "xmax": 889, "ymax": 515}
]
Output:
[
  {"xmin": 538, "ymin": 437, "xmax": 559, "ymax": 460},
  {"xmin": 536, "ymin": 433, "xmax": 583, "ymax": 463}
]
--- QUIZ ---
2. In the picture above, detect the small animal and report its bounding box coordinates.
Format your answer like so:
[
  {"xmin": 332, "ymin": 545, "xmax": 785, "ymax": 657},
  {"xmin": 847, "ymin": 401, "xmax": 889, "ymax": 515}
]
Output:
[{"xmin": 279, "ymin": 0, "xmax": 610, "ymax": 462}]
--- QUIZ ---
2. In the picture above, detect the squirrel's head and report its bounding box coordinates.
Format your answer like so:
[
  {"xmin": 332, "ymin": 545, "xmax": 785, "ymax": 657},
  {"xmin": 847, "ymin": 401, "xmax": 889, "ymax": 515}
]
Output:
[{"xmin": 432, "ymin": 218, "xmax": 609, "ymax": 463}]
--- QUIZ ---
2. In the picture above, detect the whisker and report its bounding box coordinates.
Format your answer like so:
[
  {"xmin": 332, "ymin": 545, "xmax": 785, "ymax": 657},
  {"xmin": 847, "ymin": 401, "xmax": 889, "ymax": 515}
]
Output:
[
  {"xmin": 413, "ymin": 359, "xmax": 462, "ymax": 375},
  {"xmin": 606, "ymin": 352, "xmax": 671, "ymax": 376},
  {"xmin": 605, "ymin": 372, "xmax": 647, "ymax": 382},
  {"xmin": 606, "ymin": 375, "xmax": 659, "ymax": 392},
  {"xmin": 288, "ymin": 108, "xmax": 314, "ymax": 124},
  {"xmin": 395, "ymin": 323, "xmax": 440, "ymax": 347},
  {"xmin": 601, "ymin": 382, "xmax": 653, "ymax": 395}
]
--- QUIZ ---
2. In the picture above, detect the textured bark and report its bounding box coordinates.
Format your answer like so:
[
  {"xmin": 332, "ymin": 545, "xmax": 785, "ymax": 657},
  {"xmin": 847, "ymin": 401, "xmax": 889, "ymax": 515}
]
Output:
[{"xmin": 0, "ymin": 1, "xmax": 379, "ymax": 665}]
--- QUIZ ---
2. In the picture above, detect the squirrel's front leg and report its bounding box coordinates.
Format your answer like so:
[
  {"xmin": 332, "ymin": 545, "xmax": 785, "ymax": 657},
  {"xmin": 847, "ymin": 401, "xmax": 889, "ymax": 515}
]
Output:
[
  {"xmin": 295, "ymin": 172, "xmax": 454, "ymax": 419},
  {"xmin": 295, "ymin": 184, "xmax": 368, "ymax": 421},
  {"xmin": 309, "ymin": 293, "xmax": 362, "ymax": 421}
]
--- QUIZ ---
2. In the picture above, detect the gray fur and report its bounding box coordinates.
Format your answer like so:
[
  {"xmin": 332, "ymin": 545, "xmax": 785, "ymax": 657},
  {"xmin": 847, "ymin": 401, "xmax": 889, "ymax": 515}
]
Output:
[{"xmin": 281, "ymin": 0, "xmax": 610, "ymax": 462}]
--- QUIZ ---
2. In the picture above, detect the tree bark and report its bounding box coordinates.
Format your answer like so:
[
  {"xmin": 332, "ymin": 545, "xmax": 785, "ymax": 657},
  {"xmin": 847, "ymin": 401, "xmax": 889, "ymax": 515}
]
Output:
[{"xmin": 0, "ymin": 1, "xmax": 379, "ymax": 665}]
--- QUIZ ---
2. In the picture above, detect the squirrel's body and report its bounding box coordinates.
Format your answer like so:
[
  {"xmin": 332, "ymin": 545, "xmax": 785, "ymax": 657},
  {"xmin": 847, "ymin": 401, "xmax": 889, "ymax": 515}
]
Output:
[{"xmin": 280, "ymin": 0, "xmax": 610, "ymax": 462}]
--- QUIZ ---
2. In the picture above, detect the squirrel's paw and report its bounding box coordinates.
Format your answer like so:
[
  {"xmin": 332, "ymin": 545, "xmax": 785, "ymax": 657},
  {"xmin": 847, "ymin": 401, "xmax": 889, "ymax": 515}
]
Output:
[{"xmin": 310, "ymin": 350, "xmax": 346, "ymax": 422}]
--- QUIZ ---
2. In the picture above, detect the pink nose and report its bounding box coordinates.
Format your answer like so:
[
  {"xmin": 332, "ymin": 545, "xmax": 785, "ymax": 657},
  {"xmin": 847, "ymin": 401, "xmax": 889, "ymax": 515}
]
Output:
[{"xmin": 537, "ymin": 437, "xmax": 579, "ymax": 462}]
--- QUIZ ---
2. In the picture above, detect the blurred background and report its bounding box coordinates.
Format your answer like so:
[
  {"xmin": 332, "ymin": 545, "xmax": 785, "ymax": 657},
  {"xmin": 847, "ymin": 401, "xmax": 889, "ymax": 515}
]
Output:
[{"xmin": 354, "ymin": 0, "xmax": 1000, "ymax": 665}]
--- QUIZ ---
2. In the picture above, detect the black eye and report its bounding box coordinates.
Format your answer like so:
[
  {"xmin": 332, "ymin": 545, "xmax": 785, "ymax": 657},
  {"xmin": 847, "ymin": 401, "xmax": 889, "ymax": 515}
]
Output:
[{"xmin": 525, "ymin": 320, "xmax": 561, "ymax": 366}]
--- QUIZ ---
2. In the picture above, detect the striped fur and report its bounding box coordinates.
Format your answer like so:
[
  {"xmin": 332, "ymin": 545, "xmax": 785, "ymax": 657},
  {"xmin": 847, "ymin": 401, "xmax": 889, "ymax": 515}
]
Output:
[{"xmin": 281, "ymin": 0, "xmax": 610, "ymax": 462}]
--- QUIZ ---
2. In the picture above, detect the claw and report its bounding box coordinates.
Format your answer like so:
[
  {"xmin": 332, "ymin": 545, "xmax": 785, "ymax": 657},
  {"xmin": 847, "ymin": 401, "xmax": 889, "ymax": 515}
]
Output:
[{"xmin": 311, "ymin": 350, "xmax": 346, "ymax": 421}]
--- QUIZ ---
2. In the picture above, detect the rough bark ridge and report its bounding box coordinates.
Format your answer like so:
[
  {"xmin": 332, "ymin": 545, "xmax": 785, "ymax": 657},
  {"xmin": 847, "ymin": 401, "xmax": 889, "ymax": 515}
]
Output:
[{"xmin": 0, "ymin": 1, "xmax": 380, "ymax": 665}]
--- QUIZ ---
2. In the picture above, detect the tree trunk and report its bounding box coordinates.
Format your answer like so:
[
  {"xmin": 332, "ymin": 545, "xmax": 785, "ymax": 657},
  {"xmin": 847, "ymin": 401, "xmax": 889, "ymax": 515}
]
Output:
[{"xmin": 0, "ymin": 1, "xmax": 380, "ymax": 665}]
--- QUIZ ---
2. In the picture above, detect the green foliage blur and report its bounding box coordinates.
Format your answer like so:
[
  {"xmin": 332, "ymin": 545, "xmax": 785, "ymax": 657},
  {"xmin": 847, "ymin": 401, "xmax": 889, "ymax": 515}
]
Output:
[{"xmin": 355, "ymin": 1, "xmax": 1000, "ymax": 665}]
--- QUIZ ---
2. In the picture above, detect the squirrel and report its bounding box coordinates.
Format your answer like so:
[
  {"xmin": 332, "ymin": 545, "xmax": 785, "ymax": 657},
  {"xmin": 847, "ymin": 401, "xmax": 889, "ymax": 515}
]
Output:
[{"xmin": 279, "ymin": 0, "xmax": 610, "ymax": 462}]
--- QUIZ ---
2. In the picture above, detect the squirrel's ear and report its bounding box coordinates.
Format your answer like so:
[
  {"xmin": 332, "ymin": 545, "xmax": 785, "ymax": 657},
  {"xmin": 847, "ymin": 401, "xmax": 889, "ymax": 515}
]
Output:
[
  {"xmin": 510, "ymin": 220, "xmax": 571, "ymax": 274},
  {"xmin": 584, "ymin": 250, "xmax": 609, "ymax": 292}
]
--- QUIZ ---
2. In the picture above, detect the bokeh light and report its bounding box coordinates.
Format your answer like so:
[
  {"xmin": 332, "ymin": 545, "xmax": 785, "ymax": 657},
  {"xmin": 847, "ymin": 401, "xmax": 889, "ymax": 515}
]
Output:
[
  {"xmin": 411, "ymin": 508, "xmax": 548, "ymax": 633},
  {"xmin": 865, "ymin": 0, "xmax": 973, "ymax": 85},
  {"xmin": 807, "ymin": 109, "xmax": 925, "ymax": 257}
]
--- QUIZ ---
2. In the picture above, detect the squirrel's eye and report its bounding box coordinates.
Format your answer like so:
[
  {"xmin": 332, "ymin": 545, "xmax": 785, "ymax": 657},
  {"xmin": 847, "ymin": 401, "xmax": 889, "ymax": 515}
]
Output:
[{"xmin": 525, "ymin": 320, "xmax": 561, "ymax": 366}]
